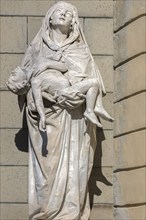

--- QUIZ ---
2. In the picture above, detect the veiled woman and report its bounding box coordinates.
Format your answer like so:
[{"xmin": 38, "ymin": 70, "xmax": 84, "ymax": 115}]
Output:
[{"xmin": 8, "ymin": 1, "xmax": 113, "ymax": 220}]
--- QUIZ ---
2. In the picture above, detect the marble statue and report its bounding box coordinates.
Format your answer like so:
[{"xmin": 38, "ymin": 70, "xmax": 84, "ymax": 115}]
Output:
[{"xmin": 6, "ymin": 1, "xmax": 114, "ymax": 219}]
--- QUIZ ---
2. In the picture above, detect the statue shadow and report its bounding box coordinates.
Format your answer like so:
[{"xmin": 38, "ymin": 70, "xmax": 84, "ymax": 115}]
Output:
[
  {"xmin": 15, "ymin": 108, "xmax": 29, "ymax": 153},
  {"xmin": 89, "ymin": 129, "xmax": 112, "ymax": 209}
]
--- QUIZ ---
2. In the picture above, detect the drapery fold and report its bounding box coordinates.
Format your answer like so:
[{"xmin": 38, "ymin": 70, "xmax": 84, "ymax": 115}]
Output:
[{"xmin": 27, "ymin": 103, "xmax": 96, "ymax": 219}]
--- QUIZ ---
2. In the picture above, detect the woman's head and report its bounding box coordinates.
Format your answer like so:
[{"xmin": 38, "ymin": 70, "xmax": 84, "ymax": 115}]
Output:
[
  {"xmin": 50, "ymin": 5, "xmax": 73, "ymax": 32},
  {"xmin": 43, "ymin": 1, "xmax": 78, "ymax": 34}
]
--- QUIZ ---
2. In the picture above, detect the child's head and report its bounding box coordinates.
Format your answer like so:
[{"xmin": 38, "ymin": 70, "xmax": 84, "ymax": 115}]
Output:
[{"xmin": 6, "ymin": 66, "xmax": 30, "ymax": 95}]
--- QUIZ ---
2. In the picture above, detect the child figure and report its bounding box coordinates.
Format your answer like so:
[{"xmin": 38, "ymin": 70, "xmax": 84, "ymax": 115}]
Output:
[{"xmin": 7, "ymin": 60, "xmax": 114, "ymax": 131}]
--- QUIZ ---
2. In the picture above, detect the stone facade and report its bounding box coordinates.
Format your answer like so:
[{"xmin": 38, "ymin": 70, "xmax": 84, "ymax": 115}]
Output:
[
  {"xmin": 113, "ymin": 1, "xmax": 146, "ymax": 220},
  {"xmin": 0, "ymin": 0, "xmax": 114, "ymax": 219},
  {"xmin": 1, "ymin": 0, "xmax": 145, "ymax": 219}
]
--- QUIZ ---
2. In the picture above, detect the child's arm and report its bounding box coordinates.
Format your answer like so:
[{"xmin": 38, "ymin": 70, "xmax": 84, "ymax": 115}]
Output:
[{"xmin": 31, "ymin": 77, "xmax": 46, "ymax": 132}]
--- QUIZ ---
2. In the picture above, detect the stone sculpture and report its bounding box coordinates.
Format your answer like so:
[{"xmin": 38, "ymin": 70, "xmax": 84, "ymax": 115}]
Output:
[{"xmin": 7, "ymin": 1, "xmax": 114, "ymax": 219}]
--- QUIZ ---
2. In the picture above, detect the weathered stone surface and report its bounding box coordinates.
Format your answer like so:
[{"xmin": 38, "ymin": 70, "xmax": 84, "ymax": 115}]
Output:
[
  {"xmin": 114, "ymin": 54, "xmax": 146, "ymax": 102},
  {"xmin": 114, "ymin": 205, "xmax": 146, "ymax": 220},
  {"xmin": 0, "ymin": 204, "xmax": 28, "ymax": 220},
  {"xmin": 114, "ymin": 92, "xmax": 146, "ymax": 136},
  {"xmin": 114, "ymin": 0, "xmax": 146, "ymax": 31},
  {"xmin": 114, "ymin": 17, "xmax": 146, "ymax": 67},
  {"xmin": 114, "ymin": 130, "xmax": 146, "ymax": 170},
  {"xmin": 0, "ymin": 17, "xmax": 27, "ymax": 53},
  {"xmin": 1, "ymin": 0, "xmax": 113, "ymax": 17},
  {"xmin": 0, "ymin": 91, "xmax": 24, "ymax": 128},
  {"xmin": 90, "ymin": 204, "xmax": 113, "ymax": 220},
  {"xmin": 0, "ymin": 129, "xmax": 28, "ymax": 166},
  {"xmin": 95, "ymin": 130, "xmax": 113, "ymax": 167},
  {"xmin": 85, "ymin": 19, "xmax": 113, "ymax": 55},
  {"xmin": 90, "ymin": 167, "xmax": 113, "ymax": 204},
  {"xmin": 0, "ymin": 166, "xmax": 28, "ymax": 202},
  {"xmin": 94, "ymin": 56, "xmax": 113, "ymax": 92},
  {"xmin": 0, "ymin": 54, "xmax": 23, "ymax": 89},
  {"xmin": 28, "ymin": 17, "xmax": 83, "ymax": 44},
  {"xmin": 114, "ymin": 167, "xmax": 146, "ymax": 206}
]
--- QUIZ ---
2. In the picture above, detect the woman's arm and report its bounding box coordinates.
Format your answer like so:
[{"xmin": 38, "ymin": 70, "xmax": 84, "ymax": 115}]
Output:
[{"xmin": 32, "ymin": 59, "xmax": 68, "ymax": 76}]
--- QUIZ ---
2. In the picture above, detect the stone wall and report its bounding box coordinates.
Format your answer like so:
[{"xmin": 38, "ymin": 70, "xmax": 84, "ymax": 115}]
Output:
[
  {"xmin": 113, "ymin": 0, "xmax": 146, "ymax": 219},
  {"xmin": 0, "ymin": 1, "xmax": 114, "ymax": 219}
]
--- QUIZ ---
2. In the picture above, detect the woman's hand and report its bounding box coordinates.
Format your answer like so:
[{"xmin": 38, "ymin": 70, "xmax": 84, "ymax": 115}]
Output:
[
  {"xmin": 47, "ymin": 60, "xmax": 68, "ymax": 73},
  {"xmin": 32, "ymin": 59, "xmax": 68, "ymax": 77}
]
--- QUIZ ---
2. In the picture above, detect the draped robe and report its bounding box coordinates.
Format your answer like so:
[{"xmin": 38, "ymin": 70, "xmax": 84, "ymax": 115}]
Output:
[{"xmin": 19, "ymin": 2, "xmax": 106, "ymax": 219}]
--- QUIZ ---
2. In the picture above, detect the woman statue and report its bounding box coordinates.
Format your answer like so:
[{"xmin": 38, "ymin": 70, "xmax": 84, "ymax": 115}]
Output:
[{"xmin": 7, "ymin": 1, "xmax": 114, "ymax": 219}]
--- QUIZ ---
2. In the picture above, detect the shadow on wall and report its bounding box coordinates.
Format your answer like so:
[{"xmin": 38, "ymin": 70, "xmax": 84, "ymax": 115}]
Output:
[
  {"xmin": 89, "ymin": 129, "xmax": 112, "ymax": 208},
  {"xmin": 15, "ymin": 107, "xmax": 29, "ymax": 152}
]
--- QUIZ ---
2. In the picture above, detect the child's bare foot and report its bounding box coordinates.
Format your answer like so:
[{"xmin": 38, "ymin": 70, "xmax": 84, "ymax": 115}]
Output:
[
  {"xmin": 84, "ymin": 110, "xmax": 102, "ymax": 128},
  {"xmin": 94, "ymin": 106, "xmax": 114, "ymax": 122}
]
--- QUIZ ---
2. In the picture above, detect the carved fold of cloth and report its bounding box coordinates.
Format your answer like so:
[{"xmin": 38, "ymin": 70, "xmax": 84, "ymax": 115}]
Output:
[
  {"xmin": 24, "ymin": 38, "xmax": 100, "ymax": 220},
  {"xmin": 27, "ymin": 102, "xmax": 97, "ymax": 220}
]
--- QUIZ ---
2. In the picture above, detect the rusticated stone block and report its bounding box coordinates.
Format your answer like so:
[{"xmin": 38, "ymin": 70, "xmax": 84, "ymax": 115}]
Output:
[
  {"xmin": 114, "ymin": 54, "xmax": 146, "ymax": 102},
  {"xmin": 114, "ymin": 205, "xmax": 146, "ymax": 220},
  {"xmin": 0, "ymin": 91, "xmax": 24, "ymax": 129},
  {"xmin": 114, "ymin": 130, "xmax": 146, "ymax": 170},
  {"xmin": 0, "ymin": 204, "xmax": 28, "ymax": 220},
  {"xmin": 0, "ymin": 166, "xmax": 28, "ymax": 202},
  {"xmin": 28, "ymin": 17, "xmax": 83, "ymax": 45},
  {"xmin": 95, "ymin": 130, "xmax": 113, "ymax": 167},
  {"xmin": 114, "ymin": 0, "xmax": 146, "ymax": 31},
  {"xmin": 84, "ymin": 19, "xmax": 113, "ymax": 55},
  {"xmin": 0, "ymin": 17, "xmax": 27, "ymax": 53},
  {"xmin": 0, "ymin": 54, "xmax": 23, "ymax": 88},
  {"xmin": 114, "ymin": 16, "xmax": 146, "ymax": 67},
  {"xmin": 89, "ymin": 167, "xmax": 113, "ymax": 204},
  {"xmin": 28, "ymin": 17, "xmax": 43, "ymax": 45},
  {"xmin": 0, "ymin": 129, "xmax": 28, "ymax": 166},
  {"xmin": 94, "ymin": 56, "xmax": 113, "ymax": 93},
  {"xmin": 114, "ymin": 92, "xmax": 146, "ymax": 136},
  {"xmin": 114, "ymin": 167, "xmax": 146, "ymax": 206},
  {"xmin": 70, "ymin": 0, "xmax": 113, "ymax": 18},
  {"xmin": 1, "ymin": 0, "xmax": 113, "ymax": 17},
  {"xmin": 90, "ymin": 204, "xmax": 113, "ymax": 220}
]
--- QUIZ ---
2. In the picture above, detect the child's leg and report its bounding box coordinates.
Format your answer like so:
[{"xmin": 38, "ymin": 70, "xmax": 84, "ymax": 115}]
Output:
[
  {"xmin": 59, "ymin": 78, "xmax": 98, "ymax": 95},
  {"xmin": 62, "ymin": 78, "xmax": 102, "ymax": 127},
  {"xmin": 84, "ymin": 86, "xmax": 102, "ymax": 127},
  {"xmin": 94, "ymin": 89, "xmax": 114, "ymax": 122}
]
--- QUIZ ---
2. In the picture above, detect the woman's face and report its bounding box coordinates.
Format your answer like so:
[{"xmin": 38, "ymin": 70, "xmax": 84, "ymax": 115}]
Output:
[{"xmin": 51, "ymin": 5, "xmax": 73, "ymax": 30}]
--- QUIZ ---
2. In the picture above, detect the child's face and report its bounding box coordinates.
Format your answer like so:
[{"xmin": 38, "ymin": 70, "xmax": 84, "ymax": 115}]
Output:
[
  {"xmin": 10, "ymin": 66, "xmax": 26, "ymax": 84},
  {"xmin": 7, "ymin": 66, "xmax": 27, "ymax": 94}
]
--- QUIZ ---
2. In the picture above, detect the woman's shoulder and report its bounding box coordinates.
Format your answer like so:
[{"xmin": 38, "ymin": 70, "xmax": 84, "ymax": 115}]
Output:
[{"xmin": 68, "ymin": 40, "xmax": 87, "ymax": 51}]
